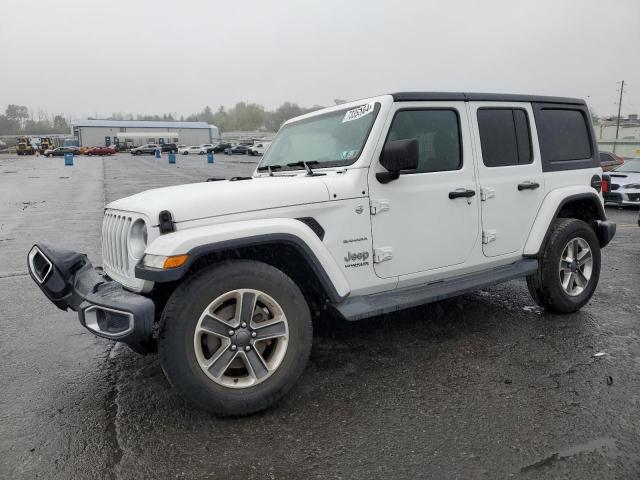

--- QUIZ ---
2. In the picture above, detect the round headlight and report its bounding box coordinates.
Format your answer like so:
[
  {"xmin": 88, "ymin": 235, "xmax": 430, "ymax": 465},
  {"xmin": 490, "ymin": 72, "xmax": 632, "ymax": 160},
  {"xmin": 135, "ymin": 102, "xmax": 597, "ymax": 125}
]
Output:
[{"xmin": 128, "ymin": 219, "xmax": 148, "ymax": 259}]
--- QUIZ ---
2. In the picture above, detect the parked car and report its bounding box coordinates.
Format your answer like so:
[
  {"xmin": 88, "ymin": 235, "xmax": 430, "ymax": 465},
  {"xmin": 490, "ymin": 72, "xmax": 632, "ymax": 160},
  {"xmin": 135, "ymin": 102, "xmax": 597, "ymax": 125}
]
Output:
[
  {"xmin": 85, "ymin": 146, "xmax": 115, "ymax": 156},
  {"xmin": 44, "ymin": 147, "xmax": 77, "ymax": 157},
  {"xmin": 198, "ymin": 144, "xmax": 215, "ymax": 153},
  {"xmin": 248, "ymin": 142, "xmax": 271, "ymax": 156},
  {"xmin": 28, "ymin": 91, "xmax": 616, "ymax": 416},
  {"xmin": 224, "ymin": 144, "xmax": 250, "ymax": 155},
  {"xmin": 161, "ymin": 143, "xmax": 178, "ymax": 153},
  {"xmin": 76, "ymin": 146, "xmax": 92, "ymax": 155},
  {"xmin": 178, "ymin": 145, "xmax": 204, "ymax": 155},
  {"xmin": 603, "ymin": 157, "xmax": 640, "ymax": 207},
  {"xmin": 212, "ymin": 143, "xmax": 232, "ymax": 153},
  {"xmin": 599, "ymin": 151, "xmax": 624, "ymax": 171},
  {"xmin": 130, "ymin": 144, "xmax": 159, "ymax": 155}
]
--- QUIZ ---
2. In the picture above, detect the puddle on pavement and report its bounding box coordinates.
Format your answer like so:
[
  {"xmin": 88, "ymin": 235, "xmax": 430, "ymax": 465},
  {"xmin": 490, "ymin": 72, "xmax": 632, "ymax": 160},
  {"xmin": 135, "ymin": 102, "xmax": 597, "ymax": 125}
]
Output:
[{"xmin": 520, "ymin": 438, "xmax": 618, "ymax": 472}]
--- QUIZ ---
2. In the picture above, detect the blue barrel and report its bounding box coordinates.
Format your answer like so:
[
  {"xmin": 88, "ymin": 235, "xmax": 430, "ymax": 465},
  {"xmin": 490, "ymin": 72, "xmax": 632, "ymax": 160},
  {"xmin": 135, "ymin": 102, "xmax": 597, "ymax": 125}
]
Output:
[
  {"xmin": 207, "ymin": 152, "xmax": 214, "ymax": 164},
  {"xmin": 168, "ymin": 153, "xmax": 176, "ymax": 164},
  {"xmin": 155, "ymin": 148, "xmax": 161, "ymax": 159},
  {"xmin": 64, "ymin": 152, "xmax": 74, "ymax": 166}
]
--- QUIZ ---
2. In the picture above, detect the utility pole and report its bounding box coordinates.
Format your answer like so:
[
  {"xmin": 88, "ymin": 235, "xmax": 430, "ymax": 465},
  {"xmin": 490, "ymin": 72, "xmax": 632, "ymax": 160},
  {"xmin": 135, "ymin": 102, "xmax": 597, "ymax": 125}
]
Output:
[{"xmin": 615, "ymin": 80, "xmax": 625, "ymax": 140}]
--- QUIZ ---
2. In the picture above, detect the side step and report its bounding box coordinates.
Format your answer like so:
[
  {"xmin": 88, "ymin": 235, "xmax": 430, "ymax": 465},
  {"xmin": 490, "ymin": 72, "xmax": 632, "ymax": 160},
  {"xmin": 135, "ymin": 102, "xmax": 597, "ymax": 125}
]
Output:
[{"xmin": 333, "ymin": 259, "xmax": 538, "ymax": 321}]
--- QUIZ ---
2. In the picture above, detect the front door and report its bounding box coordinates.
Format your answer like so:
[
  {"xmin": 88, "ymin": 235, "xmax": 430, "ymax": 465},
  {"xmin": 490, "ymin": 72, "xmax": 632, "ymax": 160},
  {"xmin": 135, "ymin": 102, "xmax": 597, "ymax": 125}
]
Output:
[
  {"xmin": 468, "ymin": 102, "xmax": 545, "ymax": 257},
  {"xmin": 368, "ymin": 102, "xmax": 480, "ymax": 279}
]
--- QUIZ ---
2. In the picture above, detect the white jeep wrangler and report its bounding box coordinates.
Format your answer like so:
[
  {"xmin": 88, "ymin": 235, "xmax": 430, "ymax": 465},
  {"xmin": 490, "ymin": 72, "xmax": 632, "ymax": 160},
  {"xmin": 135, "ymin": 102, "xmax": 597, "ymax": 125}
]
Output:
[{"xmin": 28, "ymin": 92, "xmax": 616, "ymax": 416}]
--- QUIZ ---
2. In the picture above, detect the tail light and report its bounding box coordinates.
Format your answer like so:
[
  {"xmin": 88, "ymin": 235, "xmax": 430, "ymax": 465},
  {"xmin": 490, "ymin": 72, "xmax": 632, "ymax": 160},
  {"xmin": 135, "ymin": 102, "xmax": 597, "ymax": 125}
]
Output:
[{"xmin": 602, "ymin": 175, "xmax": 610, "ymax": 194}]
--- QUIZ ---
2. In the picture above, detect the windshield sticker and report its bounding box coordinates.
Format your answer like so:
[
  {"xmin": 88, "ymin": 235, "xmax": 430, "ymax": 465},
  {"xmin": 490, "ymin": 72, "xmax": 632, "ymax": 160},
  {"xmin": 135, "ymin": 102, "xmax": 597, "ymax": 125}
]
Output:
[
  {"xmin": 342, "ymin": 102, "xmax": 375, "ymax": 123},
  {"xmin": 339, "ymin": 150, "xmax": 359, "ymax": 160}
]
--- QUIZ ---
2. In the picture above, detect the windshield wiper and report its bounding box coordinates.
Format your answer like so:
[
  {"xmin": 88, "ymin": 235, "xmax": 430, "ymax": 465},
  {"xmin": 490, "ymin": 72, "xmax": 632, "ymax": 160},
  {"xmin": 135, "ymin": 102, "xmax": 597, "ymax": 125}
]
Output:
[
  {"xmin": 286, "ymin": 161, "xmax": 325, "ymax": 176},
  {"xmin": 256, "ymin": 165, "xmax": 282, "ymax": 176}
]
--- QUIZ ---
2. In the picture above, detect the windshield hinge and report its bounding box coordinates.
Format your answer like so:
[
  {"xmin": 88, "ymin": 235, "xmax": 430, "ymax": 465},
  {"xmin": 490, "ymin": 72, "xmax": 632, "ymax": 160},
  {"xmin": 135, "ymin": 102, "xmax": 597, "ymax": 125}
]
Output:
[{"xmin": 370, "ymin": 199, "xmax": 390, "ymax": 215}]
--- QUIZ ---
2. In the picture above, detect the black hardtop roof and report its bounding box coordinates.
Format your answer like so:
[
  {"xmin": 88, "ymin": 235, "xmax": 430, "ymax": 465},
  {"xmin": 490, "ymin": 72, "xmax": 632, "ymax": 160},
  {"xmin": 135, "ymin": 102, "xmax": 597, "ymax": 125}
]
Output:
[{"xmin": 391, "ymin": 92, "xmax": 585, "ymax": 105}]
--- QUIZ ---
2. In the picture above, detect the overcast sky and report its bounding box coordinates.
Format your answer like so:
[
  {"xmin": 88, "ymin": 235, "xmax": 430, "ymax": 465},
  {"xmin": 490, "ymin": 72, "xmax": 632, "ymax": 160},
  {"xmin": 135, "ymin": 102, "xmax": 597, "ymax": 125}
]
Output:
[{"xmin": 1, "ymin": 0, "xmax": 639, "ymax": 119}]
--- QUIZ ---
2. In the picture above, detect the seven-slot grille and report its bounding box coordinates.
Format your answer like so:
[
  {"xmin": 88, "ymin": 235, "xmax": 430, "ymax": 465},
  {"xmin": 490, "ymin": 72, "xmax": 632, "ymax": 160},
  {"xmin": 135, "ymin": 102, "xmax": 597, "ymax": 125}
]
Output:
[{"xmin": 102, "ymin": 211, "xmax": 133, "ymax": 275}]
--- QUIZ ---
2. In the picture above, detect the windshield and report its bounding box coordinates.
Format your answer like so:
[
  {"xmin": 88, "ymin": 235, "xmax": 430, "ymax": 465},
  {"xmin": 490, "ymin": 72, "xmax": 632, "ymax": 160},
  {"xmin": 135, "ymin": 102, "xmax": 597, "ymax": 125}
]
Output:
[
  {"xmin": 613, "ymin": 158, "xmax": 640, "ymax": 173},
  {"xmin": 259, "ymin": 102, "xmax": 380, "ymax": 171}
]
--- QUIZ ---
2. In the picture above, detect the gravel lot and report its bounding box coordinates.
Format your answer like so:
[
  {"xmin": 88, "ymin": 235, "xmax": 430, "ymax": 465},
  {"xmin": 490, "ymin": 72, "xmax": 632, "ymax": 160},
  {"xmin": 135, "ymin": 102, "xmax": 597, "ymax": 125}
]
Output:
[{"xmin": 1, "ymin": 152, "xmax": 639, "ymax": 479}]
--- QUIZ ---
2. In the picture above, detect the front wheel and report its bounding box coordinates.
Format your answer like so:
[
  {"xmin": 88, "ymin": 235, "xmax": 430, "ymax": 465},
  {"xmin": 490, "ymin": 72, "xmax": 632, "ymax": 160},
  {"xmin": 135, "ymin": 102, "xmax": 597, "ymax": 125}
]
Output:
[
  {"xmin": 159, "ymin": 260, "xmax": 313, "ymax": 416},
  {"xmin": 527, "ymin": 218, "xmax": 601, "ymax": 313}
]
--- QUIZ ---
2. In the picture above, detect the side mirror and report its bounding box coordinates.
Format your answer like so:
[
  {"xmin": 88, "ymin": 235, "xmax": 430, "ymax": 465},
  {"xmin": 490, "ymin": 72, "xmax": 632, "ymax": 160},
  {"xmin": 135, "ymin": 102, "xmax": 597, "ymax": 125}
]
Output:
[{"xmin": 377, "ymin": 138, "xmax": 419, "ymax": 183}]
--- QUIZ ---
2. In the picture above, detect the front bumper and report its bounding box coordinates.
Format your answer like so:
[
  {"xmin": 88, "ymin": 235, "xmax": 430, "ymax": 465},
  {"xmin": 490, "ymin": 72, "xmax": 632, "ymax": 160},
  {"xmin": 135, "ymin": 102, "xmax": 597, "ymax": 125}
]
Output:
[
  {"xmin": 27, "ymin": 243, "xmax": 155, "ymax": 353},
  {"xmin": 604, "ymin": 191, "xmax": 640, "ymax": 206}
]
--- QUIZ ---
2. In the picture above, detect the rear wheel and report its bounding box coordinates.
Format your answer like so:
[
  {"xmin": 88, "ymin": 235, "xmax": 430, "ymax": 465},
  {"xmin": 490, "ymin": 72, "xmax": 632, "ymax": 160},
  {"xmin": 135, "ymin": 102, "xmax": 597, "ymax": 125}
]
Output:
[
  {"xmin": 527, "ymin": 218, "xmax": 601, "ymax": 313},
  {"xmin": 159, "ymin": 260, "xmax": 313, "ymax": 416}
]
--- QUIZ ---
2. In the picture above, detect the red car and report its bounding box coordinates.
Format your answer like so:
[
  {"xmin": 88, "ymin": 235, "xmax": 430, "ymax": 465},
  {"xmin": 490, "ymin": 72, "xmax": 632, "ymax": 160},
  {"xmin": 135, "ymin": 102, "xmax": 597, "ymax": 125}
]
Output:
[
  {"xmin": 85, "ymin": 146, "xmax": 116, "ymax": 156},
  {"xmin": 599, "ymin": 151, "xmax": 624, "ymax": 171}
]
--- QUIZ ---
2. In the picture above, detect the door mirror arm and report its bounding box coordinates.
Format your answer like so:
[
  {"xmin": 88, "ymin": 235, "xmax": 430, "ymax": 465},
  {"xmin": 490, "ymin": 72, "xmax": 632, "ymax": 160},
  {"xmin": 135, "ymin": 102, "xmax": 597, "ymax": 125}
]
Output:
[{"xmin": 376, "ymin": 171, "xmax": 400, "ymax": 184}]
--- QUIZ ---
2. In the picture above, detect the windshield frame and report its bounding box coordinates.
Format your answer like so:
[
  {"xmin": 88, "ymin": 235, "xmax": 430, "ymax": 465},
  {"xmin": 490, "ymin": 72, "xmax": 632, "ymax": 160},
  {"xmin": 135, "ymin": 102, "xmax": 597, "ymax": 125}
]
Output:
[
  {"xmin": 257, "ymin": 102, "xmax": 381, "ymax": 172},
  {"xmin": 612, "ymin": 158, "xmax": 640, "ymax": 173}
]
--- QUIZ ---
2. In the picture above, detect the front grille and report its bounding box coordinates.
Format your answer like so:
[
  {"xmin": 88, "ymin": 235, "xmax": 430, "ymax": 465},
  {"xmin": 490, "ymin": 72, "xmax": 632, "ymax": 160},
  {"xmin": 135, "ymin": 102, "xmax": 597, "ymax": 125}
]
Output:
[
  {"xmin": 628, "ymin": 193, "xmax": 640, "ymax": 202},
  {"xmin": 102, "ymin": 212, "xmax": 132, "ymax": 275}
]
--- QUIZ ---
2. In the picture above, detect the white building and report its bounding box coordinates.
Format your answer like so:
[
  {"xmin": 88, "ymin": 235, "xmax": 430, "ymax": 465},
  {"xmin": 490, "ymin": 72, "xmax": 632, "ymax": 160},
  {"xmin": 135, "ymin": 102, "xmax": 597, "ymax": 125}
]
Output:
[{"xmin": 72, "ymin": 120, "xmax": 220, "ymax": 147}]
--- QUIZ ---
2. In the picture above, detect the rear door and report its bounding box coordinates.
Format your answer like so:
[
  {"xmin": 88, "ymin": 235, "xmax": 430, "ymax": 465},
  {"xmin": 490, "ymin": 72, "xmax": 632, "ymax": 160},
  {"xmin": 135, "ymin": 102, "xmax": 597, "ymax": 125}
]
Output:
[{"xmin": 469, "ymin": 102, "xmax": 545, "ymax": 257}]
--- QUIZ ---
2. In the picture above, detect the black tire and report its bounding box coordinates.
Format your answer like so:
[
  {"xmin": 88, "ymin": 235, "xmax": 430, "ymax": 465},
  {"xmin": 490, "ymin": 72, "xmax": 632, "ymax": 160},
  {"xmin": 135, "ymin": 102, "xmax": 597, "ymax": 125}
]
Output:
[
  {"xmin": 159, "ymin": 260, "xmax": 313, "ymax": 416},
  {"xmin": 183, "ymin": 151, "xmax": 188, "ymax": 155},
  {"xmin": 526, "ymin": 218, "xmax": 601, "ymax": 313}
]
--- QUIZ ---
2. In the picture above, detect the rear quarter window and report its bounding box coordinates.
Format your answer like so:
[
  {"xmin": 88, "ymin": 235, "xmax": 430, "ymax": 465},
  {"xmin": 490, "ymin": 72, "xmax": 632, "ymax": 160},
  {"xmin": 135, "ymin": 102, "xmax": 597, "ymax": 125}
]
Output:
[{"xmin": 533, "ymin": 103, "xmax": 598, "ymax": 172}]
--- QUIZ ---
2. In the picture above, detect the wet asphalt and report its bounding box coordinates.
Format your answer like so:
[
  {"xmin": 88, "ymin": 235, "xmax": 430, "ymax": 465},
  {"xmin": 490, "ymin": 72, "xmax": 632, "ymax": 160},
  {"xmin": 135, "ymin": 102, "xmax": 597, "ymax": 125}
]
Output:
[{"xmin": 0, "ymin": 153, "xmax": 639, "ymax": 479}]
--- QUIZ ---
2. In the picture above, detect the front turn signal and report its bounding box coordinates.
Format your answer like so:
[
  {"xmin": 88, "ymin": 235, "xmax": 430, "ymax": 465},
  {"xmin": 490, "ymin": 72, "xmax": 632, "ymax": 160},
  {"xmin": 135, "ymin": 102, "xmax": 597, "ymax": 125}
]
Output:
[{"xmin": 163, "ymin": 254, "xmax": 189, "ymax": 269}]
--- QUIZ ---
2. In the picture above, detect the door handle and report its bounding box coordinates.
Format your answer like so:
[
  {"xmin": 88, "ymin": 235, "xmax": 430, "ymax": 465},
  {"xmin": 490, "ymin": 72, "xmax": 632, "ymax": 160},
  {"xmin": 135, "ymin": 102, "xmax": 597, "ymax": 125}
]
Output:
[
  {"xmin": 448, "ymin": 189, "xmax": 476, "ymax": 199},
  {"xmin": 518, "ymin": 181, "xmax": 540, "ymax": 191}
]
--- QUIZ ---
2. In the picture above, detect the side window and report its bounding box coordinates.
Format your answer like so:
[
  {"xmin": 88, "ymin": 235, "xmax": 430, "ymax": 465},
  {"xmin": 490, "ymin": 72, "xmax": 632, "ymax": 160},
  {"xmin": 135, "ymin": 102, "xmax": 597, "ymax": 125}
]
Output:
[
  {"xmin": 386, "ymin": 109, "xmax": 461, "ymax": 173},
  {"xmin": 477, "ymin": 108, "xmax": 532, "ymax": 167},
  {"xmin": 536, "ymin": 109, "xmax": 591, "ymax": 161}
]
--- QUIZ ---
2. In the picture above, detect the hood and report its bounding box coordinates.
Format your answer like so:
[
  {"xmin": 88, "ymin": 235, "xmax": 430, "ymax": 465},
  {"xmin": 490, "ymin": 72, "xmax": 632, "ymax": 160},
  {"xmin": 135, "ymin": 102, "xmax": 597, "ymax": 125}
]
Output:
[
  {"xmin": 106, "ymin": 175, "xmax": 331, "ymax": 225},
  {"xmin": 610, "ymin": 171, "xmax": 640, "ymax": 186}
]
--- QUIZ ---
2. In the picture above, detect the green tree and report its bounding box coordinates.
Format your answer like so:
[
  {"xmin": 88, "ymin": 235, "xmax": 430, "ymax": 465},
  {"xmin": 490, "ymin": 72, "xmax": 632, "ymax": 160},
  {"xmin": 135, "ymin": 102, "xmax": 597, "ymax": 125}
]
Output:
[
  {"xmin": 53, "ymin": 115, "xmax": 69, "ymax": 133},
  {"xmin": 0, "ymin": 114, "xmax": 20, "ymax": 135},
  {"xmin": 228, "ymin": 102, "xmax": 265, "ymax": 131},
  {"xmin": 264, "ymin": 102, "xmax": 322, "ymax": 132},
  {"xmin": 5, "ymin": 104, "xmax": 29, "ymax": 129},
  {"xmin": 212, "ymin": 105, "xmax": 228, "ymax": 131}
]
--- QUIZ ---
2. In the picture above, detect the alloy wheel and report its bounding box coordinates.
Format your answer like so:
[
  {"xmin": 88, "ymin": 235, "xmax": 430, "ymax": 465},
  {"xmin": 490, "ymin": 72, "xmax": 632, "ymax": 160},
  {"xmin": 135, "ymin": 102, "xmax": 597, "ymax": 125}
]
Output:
[
  {"xmin": 193, "ymin": 289, "xmax": 289, "ymax": 388},
  {"xmin": 559, "ymin": 237, "xmax": 593, "ymax": 296}
]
